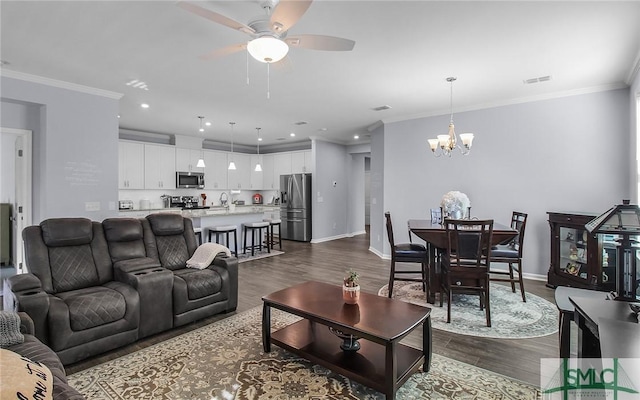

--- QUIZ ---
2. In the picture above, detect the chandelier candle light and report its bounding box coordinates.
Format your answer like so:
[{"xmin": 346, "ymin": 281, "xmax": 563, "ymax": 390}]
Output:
[{"xmin": 428, "ymin": 77, "xmax": 474, "ymax": 157}]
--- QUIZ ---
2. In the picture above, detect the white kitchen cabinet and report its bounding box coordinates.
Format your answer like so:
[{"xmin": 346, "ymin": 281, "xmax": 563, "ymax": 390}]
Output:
[
  {"xmin": 273, "ymin": 153, "xmax": 292, "ymax": 188},
  {"xmin": 144, "ymin": 144, "xmax": 176, "ymax": 189},
  {"xmin": 250, "ymin": 155, "xmax": 264, "ymax": 189},
  {"xmin": 291, "ymin": 150, "xmax": 313, "ymax": 173},
  {"xmin": 227, "ymin": 153, "xmax": 251, "ymax": 190},
  {"xmin": 204, "ymin": 150, "xmax": 228, "ymax": 189},
  {"xmin": 176, "ymin": 148, "xmax": 205, "ymax": 173},
  {"xmin": 262, "ymin": 154, "xmax": 275, "ymax": 190},
  {"xmin": 119, "ymin": 141, "xmax": 145, "ymax": 189}
]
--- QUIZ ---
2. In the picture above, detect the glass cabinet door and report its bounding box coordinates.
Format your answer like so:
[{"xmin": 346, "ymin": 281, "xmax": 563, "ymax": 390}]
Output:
[{"xmin": 559, "ymin": 226, "xmax": 589, "ymax": 281}]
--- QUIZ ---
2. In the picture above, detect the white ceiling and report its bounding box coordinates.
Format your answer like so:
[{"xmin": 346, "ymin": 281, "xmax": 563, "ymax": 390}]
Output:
[{"xmin": 2, "ymin": 1, "xmax": 639, "ymax": 147}]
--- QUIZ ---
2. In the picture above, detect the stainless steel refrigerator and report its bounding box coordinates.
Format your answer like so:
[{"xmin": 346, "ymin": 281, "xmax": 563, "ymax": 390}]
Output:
[{"xmin": 280, "ymin": 173, "xmax": 312, "ymax": 242}]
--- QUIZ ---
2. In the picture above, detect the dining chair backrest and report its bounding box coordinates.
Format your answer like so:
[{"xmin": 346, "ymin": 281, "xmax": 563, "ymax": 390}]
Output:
[
  {"xmin": 510, "ymin": 211, "xmax": 528, "ymax": 255},
  {"xmin": 444, "ymin": 218, "xmax": 494, "ymax": 268},
  {"xmin": 385, "ymin": 212, "xmax": 395, "ymax": 248}
]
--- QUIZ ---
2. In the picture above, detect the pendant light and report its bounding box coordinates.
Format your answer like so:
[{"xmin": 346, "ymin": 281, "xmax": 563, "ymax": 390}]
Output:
[
  {"xmin": 196, "ymin": 116, "xmax": 206, "ymax": 168},
  {"xmin": 228, "ymin": 122, "xmax": 236, "ymax": 170},
  {"xmin": 254, "ymin": 127, "xmax": 262, "ymax": 172}
]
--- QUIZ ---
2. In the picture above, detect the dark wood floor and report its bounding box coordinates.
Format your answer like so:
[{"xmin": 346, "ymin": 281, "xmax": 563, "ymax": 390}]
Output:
[{"xmin": 65, "ymin": 231, "xmax": 558, "ymax": 386}]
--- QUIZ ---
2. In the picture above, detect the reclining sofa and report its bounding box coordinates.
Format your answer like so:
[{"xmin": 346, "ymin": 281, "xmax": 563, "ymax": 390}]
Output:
[{"xmin": 3, "ymin": 214, "xmax": 238, "ymax": 365}]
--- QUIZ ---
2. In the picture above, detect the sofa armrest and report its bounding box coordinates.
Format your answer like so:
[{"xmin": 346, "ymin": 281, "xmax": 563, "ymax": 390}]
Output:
[
  {"xmin": 17, "ymin": 312, "xmax": 35, "ymax": 335},
  {"xmin": 211, "ymin": 254, "xmax": 238, "ymax": 312},
  {"xmin": 3, "ymin": 274, "xmax": 50, "ymax": 345}
]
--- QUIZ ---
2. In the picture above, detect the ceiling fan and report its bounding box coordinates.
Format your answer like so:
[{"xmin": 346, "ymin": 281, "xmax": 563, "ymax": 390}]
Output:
[{"xmin": 177, "ymin": 0, "xmax": 355, "ymax": 64}]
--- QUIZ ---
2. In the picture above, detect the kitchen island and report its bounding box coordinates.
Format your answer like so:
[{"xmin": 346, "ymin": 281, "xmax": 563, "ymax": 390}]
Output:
[{"xmin": 119, "ymin": 205, "xmax": 280, "ymax": 243}]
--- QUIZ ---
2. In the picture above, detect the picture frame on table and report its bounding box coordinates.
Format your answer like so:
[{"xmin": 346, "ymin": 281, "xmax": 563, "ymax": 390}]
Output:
[{"xmin": 430, "ymin": 208, "xmax": 442, "ymax": 224}]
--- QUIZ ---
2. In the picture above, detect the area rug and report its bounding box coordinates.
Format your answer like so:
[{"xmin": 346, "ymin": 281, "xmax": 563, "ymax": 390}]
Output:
[
  {"xmin": 237, "ymin": 249, "xmax": 284, "ymax": 263},
  {"xmin": 378, "ymin": 282, "xmax": 558, "ymax": 339},
  {"xmin": 68, "ymin": 307, "xmax": 540, "ymax": 399}
]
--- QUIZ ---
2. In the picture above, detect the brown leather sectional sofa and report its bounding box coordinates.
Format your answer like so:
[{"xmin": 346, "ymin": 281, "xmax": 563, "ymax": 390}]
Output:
[{"xmin": 3, "ymin": 213, "xmax": 238, "ymax": 365}]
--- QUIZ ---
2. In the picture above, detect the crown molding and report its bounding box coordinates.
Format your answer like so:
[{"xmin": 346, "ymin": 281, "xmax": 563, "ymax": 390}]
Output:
[
  {"xmin": 381, "ymin": 82, "xmax": 630, "ymax": 125},
  {"xmin": 1, "ymin": 69, "xmax": 123, "ymax": 99},
  {"xmin": 626, "ymin": 49, "xmax": 640, "ymax": 85}
]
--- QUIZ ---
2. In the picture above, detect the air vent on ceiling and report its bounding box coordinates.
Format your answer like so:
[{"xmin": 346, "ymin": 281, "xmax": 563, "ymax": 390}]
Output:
[
  {"xmin": 294, "ymin": 121, "xmax": 308, "ymax": 125},
  {"xmin": 125, "ymin": 79, "xmax": 149, "ymax": 91},
  {"xmin": 372, "ymin": 105, "xmax": 392, "ymax": 111},
  {"xmin": 276, "ymin": 137, "xmax": 286, "ymax": 141},
  {"xmin": 523, "ymin": 75, "xmax": 552, "ymax": 85}
]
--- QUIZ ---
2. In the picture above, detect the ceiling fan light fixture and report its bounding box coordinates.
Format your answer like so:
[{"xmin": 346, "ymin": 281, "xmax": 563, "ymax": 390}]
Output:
[{"xmin": 247, "ymin": 36, "xmax": 289, "ymax": 63}]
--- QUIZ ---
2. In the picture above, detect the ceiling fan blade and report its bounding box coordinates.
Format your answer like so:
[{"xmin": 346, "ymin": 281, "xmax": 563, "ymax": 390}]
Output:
[
  {"xmin": 177, "ymin": 1, "xmax": 255, "ymax": 34},
  {"xmin": 269, "ymin": 0, "xmax": 313, "ymax": 33},
  {"xmin": 285, "ymin": 34, "xmax": 355, "ymax": 51},
  {"xmin": 199, "ymin": 43, "xmax": 247, "ymax": 61},
  {"xmin": 272, "ymin": 55, "xmax": 294, "ymax": 72}
]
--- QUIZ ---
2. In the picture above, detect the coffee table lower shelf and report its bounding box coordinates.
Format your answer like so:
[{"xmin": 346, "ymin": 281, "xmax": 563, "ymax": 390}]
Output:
[{"xmin": 270, "ymin": 319, "xmax": 424, "ymax": 396}]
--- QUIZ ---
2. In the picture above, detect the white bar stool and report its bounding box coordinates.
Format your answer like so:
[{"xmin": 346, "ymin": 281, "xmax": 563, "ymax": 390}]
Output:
[
  {"xmin": 242, "ymin": 221, "xmax": 270, "ymax": 256},
  {"xmin": 263, "ymin": 218, "xmax": 282, "ymax": 250},
  {"xmin": 208, "ymin": 225, "xmax": 238, "ymax": 256}
]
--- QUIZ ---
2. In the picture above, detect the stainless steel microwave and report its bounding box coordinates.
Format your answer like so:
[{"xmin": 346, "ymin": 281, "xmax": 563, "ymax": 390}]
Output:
[{"xmin": 176, "ymin": 171, "xmax": 205, "ymax": 188}]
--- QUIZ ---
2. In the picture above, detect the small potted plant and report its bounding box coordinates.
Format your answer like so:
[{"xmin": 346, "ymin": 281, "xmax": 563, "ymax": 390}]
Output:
[{"xmin": 343, "ymin": 269, "xmax": 360, "ymax": 305}]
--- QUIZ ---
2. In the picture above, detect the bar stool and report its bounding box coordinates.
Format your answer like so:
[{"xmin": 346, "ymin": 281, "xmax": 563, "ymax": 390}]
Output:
[
  {"xmin": 242, "ymin": 221, "xmax": 270, "ymax": 256},
  {"xmin": 208, "ymin": 225, "xmax": 238, "ymax": 256},
  {"xmin": 194, "ymin": 227, "xmax": 202, "ymax": 245},
  {"xmin": 263, "ymin": 218, "xmax": 282, "ymax": 250}
]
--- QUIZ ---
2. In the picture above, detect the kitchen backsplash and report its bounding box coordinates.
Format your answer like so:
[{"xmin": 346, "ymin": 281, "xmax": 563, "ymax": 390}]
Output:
[{"xmin": 119, "ymin": 188, "xmax": 280, "ymax": 210}]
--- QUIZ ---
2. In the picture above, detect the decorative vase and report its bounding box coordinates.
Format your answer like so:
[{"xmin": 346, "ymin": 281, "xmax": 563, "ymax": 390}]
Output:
[{"xmin": 342, "ymin": 284, "xmax": 360, "ymax": 304}]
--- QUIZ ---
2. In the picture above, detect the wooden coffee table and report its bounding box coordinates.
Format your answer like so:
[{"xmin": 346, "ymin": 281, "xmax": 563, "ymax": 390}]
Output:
[{"xmin": 262, "ymin": 281, "xmax": 432, "ymax": 399}]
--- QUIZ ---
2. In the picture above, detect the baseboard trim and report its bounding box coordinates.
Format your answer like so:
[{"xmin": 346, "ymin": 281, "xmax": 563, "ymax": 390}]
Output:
[{"xmin": 311, "ymin": 234, "xmax": 349, "ymax": 244}]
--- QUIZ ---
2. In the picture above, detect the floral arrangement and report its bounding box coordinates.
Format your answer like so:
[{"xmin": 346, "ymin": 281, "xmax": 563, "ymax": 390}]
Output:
[{"xmin": 440, "ymin": 191, "xmax": 471, "ymax": 219}]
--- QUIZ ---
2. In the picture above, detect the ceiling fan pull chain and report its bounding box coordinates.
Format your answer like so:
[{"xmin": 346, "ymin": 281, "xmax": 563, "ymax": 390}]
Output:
[{"xmin": 267, "ymin": 62, "xmax": 271, "ymax": 100}]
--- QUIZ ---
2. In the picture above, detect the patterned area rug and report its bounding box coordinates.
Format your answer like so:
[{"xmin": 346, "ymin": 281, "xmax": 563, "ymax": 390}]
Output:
[
  {"xmin": 68, "ymin": 307, "xmax": 541, "ymax": 399},
  {"xmin": 378, "ymin": 282, "xmax": 558, "ymax": 339},
  {"xmin": 237, "ymin": 249, "xmax": 284, "ymax": 263}
]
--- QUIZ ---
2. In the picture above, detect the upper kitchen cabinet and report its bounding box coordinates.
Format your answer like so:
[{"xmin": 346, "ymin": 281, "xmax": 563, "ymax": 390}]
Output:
[
  {"xmin": 176, "ymin": 148, "xmax": 205, "ymax": 174},
  {"xmin": 273, "ymin": 153, "xmax": 292, "ymax": 184},
  {"xmin": 291, "ymin": 150, "xmax": 313, "ymax": 173},
  {"xmin": 144, "ymin": 144, "xmax": 176, "ymax": 189},
  {"xmin": 250, "ymin": 155, "xmax": 264, "ymax": 189},
  {"xmin": 262, "ymin": 154, "xmax": 276, "ymax": 190},
  {"xmin": 204, "ymin": 150, "xmax": 228, "ymax": 189},
  {"xmin": 228, "ymin": 153, "xmax": 251, "ymax": 190},
  {"xmin": 119, "ymin": 141, "xmax": 144, "ymax": 189}
]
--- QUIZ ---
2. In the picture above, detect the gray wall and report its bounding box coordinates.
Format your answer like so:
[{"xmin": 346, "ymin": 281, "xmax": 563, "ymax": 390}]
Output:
[
  {"xmin": 373, "ymin": 88, "xmax": 631, "ymax": 278},
  {"xmin": 630, "ymin": 71, "xmax": 640, "ymax": 201},
  {"xmin": 312, "ymin": 140, "xmax": 349, "ymax": 241},
  {"xmin": 369, "ymin": 124, "xmax": 385, "ymax": 256},
  {"xmin": 1, "ymin": 76, "xmax": 120, "ymax": 222},
  {"xmin": 347, "ymin": 152, "xmax": 366, "ymax": 235}
]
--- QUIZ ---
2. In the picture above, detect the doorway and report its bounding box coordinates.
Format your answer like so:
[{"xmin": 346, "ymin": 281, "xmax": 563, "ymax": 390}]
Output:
[{"xmin": 0, "ymin": 127, "xmax": 32, "ymax": 275}]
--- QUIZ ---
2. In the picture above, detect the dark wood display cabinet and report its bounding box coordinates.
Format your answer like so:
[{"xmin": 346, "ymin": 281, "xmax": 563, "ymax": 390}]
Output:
[{"xmin": 547, "ymin": 212, "xmax": 617, "ymax": 291}]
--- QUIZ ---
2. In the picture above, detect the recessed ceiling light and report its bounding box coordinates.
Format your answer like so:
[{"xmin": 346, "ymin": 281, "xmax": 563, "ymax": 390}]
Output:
[
  {"xmin": 372, "ymin": 105, "xmax": 392, "ymax": 111},
  {"xmin": 140, "ymin": 103, "xmax": 150, "ymax": 109},
  {"xmin": 205, "ymin": 122, "xmax": 211, "ymax": 126},
  {"xmin": 258, "ymin": 137, "xmax": 263, "ymax": 141},
  {"xmin": 290, "ymin": 132, "xmax": 296, "ymax": 137},
  {"xmin": 354, "ymin": 135, "xmax": 359, "ymax": 139},
  {"xmin": 117, "ymin": 115, "xmax": 120, "ymax": 118}
]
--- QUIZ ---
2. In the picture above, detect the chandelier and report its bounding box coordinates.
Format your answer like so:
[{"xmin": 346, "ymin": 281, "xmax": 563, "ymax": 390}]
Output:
[{"xmin": 428, "ymin": 77, "xmax": 474, "ymax": 157}]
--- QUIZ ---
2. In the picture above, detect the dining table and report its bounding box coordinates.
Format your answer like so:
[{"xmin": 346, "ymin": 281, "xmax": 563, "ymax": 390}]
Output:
[{"xmin": 407, "ymin": 219, "xmax": 518, "ymax": 304}]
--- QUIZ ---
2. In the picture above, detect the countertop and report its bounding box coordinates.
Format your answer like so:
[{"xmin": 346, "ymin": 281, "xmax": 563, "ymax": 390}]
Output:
[{"xmin": 119, "ymin": 204, "xmax": 279, "ymax": 218}]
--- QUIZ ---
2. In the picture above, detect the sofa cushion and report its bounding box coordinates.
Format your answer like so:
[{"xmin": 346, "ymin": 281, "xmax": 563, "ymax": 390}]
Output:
[
  {"xmin": 173, "ymin": 268, "xmax": 223, "ymax": 300},
  {"xmin": 57, "ymin": 287, "xmax": 127, "ymax": 331},
  {"xmin": 41, "ymin": 218, "xmax": 93, "ymax": 247},
  {"xmin": 147, "ymin": 213, "xmax": 185, "ymax": 236},
  {"xmin": 155, "ymin": 236, "xmax": 190, "ymax": 270},
  {"xmin": 103, "ymin": 218, "xmax": 143, "ymax": 242},
  {"xmin": 49, "ymin": 245, "xmax": 99, "ymax": 292},
  {"xmin": 0, "ymin": 348, "xmax": 53, "ymax": 400}
]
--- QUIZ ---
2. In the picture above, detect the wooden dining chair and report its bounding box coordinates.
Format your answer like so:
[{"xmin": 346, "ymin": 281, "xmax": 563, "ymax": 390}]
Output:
[
  {"xmin": 489, "ymin": 211, "xmax": 527, "ymax": 302},
  {"xmin": 385, "ymin": 212, "xmax": 429, "ymax": 298},
  {"xmin": 440, "ymin": 218, "xmax": 494, "ymax": 327}
]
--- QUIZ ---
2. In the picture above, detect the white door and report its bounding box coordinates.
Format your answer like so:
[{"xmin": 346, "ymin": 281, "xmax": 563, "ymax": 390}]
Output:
[{"xmin": 1, "ymin": 128, "xmax": 32, "ymax": 274}]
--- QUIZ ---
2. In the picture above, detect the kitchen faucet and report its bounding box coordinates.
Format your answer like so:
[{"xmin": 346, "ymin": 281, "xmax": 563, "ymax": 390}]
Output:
[{"xmin": 219, "ymin": 192, "xmax": 228, "ymax": 207}]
